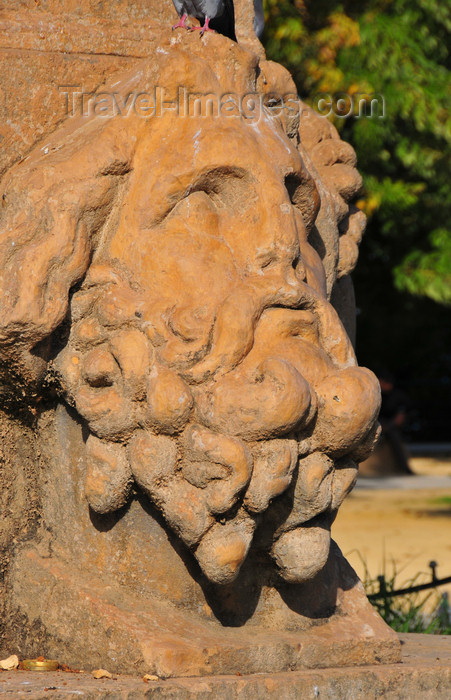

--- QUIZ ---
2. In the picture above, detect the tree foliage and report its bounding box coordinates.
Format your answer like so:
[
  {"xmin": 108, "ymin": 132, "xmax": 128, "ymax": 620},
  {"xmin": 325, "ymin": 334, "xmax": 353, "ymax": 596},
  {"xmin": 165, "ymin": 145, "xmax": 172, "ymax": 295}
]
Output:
[{"xmin": 263, "ymin": 0, "xmax": 451, "ymax": 305}]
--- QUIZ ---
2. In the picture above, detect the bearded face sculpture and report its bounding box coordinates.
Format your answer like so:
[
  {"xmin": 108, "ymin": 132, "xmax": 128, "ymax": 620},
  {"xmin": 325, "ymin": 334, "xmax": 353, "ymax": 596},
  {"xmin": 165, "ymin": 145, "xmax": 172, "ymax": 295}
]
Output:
[
  {"xmin": 0, "ymin": 37, "xmax": 393, "ymax": 675},
  {"xmin": 50, "ymin": 106, "xmax": 379, "ymax": 586}
]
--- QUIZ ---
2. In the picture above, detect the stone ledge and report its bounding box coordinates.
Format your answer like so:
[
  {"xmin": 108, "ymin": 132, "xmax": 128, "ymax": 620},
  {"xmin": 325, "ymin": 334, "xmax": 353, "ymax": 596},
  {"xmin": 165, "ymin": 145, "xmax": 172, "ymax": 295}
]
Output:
[{"xmin": 0, "ymin": 634, "xmax": 449, "ymax": 699}]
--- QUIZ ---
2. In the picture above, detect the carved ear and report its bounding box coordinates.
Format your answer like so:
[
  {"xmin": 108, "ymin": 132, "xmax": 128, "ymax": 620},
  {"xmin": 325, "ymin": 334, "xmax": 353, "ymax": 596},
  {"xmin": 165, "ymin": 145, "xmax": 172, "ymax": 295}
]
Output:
[{"xmin": 0, "ymin": 118, "xmax": 134, "ymax": 402}]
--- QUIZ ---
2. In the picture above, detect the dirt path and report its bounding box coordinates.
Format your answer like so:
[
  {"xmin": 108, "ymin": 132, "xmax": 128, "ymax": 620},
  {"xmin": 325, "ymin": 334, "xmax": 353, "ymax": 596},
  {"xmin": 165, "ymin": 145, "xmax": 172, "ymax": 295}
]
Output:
[{"xmin": 333, "ymin": 458, "xmax": 451, "ymax": 606}]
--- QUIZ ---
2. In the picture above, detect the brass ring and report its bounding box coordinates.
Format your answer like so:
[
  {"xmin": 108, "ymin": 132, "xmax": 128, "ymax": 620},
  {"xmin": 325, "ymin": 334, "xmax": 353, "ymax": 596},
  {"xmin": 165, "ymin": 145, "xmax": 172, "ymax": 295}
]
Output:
[{"xmin": 22, "ymin": 659, "xmax": 59, "ymax": 672}]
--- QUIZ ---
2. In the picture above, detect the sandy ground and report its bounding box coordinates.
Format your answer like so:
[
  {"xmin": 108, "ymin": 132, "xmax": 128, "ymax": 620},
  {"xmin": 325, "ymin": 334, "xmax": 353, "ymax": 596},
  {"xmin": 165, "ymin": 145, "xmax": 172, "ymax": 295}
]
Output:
[{"xmin": 333, "ymin": 457, "xmax": 451, "ymax": 607}]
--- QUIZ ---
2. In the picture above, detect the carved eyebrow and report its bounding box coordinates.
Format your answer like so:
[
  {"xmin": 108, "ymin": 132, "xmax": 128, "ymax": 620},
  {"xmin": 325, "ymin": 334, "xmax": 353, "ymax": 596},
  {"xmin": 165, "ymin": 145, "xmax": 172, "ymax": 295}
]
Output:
[
  {"xmin": 156, "ymin": 166, "xmax": 257, "ymax": 224},
  {"xmin": 98, "ymin": 159, "xmax": 133, "ymax": 177}
]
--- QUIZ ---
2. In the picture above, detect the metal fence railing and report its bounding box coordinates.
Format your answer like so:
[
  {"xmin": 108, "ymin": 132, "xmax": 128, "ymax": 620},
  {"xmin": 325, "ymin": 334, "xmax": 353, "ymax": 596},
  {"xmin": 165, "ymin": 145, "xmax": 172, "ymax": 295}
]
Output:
[{"xmin": 367, "ymin": 561, "xmax": 451, "ymax": 601}]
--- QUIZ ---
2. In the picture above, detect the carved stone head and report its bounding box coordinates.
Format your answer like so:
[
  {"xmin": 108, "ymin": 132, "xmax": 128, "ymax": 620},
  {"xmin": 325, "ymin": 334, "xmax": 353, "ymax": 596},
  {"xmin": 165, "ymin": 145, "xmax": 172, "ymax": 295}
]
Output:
[{"xmin": 0, "ymin": 39, "xmax": 380, "ymax": 592}]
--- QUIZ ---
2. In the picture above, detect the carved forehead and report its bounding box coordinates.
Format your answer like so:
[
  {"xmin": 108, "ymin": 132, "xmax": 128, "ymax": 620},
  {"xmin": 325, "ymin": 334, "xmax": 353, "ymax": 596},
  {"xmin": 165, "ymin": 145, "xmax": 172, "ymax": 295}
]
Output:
[
  {"xmin": 140, "ymin": 111, "xmax": 301, "ymax": 176},
  {"xmin": 120, "ymin": 110, "xmax": 307, "ymax": 225},
  {"xmin": 0, "ymin": 38, "xmax": 263, "ymax": 185}
]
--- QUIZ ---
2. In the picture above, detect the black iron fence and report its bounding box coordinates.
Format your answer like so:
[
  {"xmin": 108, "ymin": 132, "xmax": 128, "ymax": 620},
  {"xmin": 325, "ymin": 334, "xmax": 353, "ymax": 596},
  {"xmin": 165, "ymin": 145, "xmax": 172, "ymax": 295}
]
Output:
[{"xmin": 368, "ymin": 561, "xmax": 451, "ymax": 601}]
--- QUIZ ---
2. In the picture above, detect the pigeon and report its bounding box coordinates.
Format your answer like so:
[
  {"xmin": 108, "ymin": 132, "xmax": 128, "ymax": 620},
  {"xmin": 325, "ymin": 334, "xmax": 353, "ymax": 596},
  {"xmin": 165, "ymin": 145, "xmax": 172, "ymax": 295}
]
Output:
[
  {"xmin": 172, "ymin": 0, "xmax": 264, "ymax": 39},
  {"xmin": 172, "ymin": 0, "xmax": 233, "ymax": 37}
]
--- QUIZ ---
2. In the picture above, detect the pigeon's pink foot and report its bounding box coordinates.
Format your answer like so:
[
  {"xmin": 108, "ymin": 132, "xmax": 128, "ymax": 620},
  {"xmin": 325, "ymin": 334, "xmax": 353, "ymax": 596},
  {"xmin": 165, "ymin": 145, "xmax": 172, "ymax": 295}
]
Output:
[
  {"xmin": 191, "ymin": 17, "xmax": 216, "ymax": 36},
  {"xmin": 172, "ymin": 13, "xmax": 190, "ymax": 30}
]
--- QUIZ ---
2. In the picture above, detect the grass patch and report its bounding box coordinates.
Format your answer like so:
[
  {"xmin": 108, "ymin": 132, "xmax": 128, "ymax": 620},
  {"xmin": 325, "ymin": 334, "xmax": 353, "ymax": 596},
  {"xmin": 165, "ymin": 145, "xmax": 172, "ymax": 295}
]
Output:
[{"xmin": 428, "ymin": 495, "xmax": 451, "ymax": 506}]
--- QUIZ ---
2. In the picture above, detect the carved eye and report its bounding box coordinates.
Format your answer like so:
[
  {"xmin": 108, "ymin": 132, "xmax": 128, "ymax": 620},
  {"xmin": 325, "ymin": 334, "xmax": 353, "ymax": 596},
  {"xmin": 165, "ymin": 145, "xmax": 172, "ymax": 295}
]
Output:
[
  {"xmin": 159, "ymin": 167, "xmax": 255, "ymax": 224},
  {"xmin": 259, "ymin": 254, "xmax": 275, "ymax": 271},
  {"xmin": 189, "ymin": 167, "xmax": 256, "ymax": 212},
  {"xmin": 285, "ymin": 172, "xmax": 320, "ymax": 233}
]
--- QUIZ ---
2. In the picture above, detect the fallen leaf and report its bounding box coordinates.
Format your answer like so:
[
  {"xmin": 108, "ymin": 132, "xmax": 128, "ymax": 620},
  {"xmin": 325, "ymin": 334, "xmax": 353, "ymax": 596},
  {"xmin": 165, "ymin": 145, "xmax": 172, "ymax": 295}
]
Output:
[
  {"xmin": 143, "ymin": 674, "xmax": 160, "ymax": 682},
  {"xmin": 60, "ymin": 663, "xmax": 81, "ymax": 674},
  {"xmin": 91, "ymin": 668, "xmax": 112, "ymax": 679},
  {"xmin": 0, "ymin": 655, "xmax": 19, "ymax": 671}
]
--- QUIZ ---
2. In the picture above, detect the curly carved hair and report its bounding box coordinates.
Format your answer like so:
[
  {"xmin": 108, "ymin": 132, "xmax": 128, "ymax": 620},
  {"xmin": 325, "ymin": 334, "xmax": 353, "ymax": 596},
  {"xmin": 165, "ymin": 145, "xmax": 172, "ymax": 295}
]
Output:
[{"xmin": 0, "ymin": 37, "xmax": 362, "ymax": 409}]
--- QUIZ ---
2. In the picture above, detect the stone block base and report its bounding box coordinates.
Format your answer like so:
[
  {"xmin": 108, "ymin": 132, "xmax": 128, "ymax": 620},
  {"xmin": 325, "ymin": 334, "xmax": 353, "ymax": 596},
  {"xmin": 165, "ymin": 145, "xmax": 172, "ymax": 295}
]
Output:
[
  {"xmin": 0, "ymin": 635, "xmax": 449, "ymax": 699},
  {"xmin": 5, "ymin": 541, "xmax": 399, "ymax": 678}
]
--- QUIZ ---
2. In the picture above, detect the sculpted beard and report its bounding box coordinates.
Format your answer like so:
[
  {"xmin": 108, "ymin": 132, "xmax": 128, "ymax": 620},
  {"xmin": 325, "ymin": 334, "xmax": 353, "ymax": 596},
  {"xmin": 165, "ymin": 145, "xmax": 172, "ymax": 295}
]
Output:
[{"xmin": 54, "ymin": 259, "xmax": 380, "ymax": 586}]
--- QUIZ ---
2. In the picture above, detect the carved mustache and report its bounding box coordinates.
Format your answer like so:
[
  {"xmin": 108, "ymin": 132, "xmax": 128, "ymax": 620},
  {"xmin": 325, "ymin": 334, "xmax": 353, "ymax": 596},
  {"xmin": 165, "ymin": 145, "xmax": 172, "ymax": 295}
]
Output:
[
  {"xmin": 182, "ymin": 267, "xmax": 357, "ymax": 385},
  {"xmin": 56, "ymin": 267, "xmax": 380, "ymax": 459}
]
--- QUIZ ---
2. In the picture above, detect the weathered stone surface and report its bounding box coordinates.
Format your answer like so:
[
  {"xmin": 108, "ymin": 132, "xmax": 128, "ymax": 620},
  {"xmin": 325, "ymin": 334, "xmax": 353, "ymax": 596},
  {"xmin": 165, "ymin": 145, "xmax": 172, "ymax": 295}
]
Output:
[
  {"xmin": 0, "ymin": 635, "xmax": 449, "ymax": 699},
  {"xmin": 0, "ymin": 0, "xmax": 396, "ymax": 676}
]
